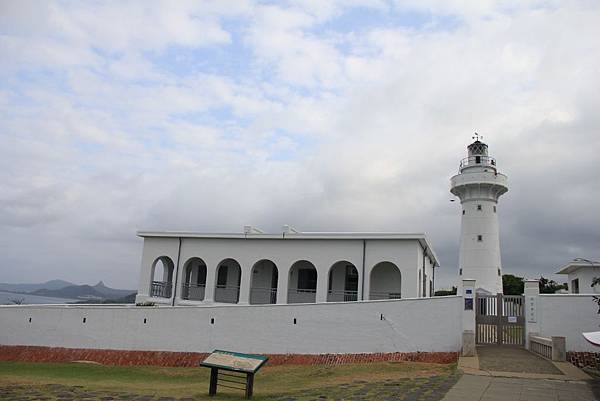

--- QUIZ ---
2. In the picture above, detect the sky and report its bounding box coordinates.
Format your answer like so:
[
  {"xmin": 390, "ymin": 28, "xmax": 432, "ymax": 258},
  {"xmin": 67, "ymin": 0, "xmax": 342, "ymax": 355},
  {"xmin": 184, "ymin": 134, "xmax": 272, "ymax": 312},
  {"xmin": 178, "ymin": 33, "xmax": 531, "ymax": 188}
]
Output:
[{"xmin": 0, "ymin": 0, "xmax": 599, "ymax": 291}]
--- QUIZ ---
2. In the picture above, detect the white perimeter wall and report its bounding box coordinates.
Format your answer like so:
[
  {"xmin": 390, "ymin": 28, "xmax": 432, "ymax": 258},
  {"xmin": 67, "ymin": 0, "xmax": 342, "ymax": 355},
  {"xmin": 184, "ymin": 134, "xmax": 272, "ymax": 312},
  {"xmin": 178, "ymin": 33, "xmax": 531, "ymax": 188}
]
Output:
[
  {"xmin": 0, "ymin": 296, "xmax": 462, "ymax": 354},
  {"xmin": 536, "ymin": 294, "xmax": 600, "ymax": 352}
]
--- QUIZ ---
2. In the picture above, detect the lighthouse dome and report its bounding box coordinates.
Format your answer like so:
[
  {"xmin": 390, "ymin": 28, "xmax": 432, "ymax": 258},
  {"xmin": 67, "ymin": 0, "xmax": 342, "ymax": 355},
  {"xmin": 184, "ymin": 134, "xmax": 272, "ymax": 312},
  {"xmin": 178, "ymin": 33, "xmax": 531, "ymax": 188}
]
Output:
[{"xmin": 467, "ymin": 140, "xmax": 488, "ymax": 156}]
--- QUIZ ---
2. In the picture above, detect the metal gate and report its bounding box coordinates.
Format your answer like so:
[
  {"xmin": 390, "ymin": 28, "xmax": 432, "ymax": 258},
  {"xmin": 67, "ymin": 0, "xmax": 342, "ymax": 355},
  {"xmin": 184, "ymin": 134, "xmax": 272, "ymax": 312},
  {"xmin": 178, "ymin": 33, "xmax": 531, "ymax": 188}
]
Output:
[{"xmin": 476, "ymin": 294, "xmax": 525, "ymax": 346}]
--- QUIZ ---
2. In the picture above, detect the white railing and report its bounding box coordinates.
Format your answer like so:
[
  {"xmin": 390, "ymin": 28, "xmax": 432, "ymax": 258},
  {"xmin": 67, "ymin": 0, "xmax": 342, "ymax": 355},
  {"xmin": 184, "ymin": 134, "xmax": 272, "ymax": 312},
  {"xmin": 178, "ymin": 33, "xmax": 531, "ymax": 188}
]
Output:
[
  {"xmin": 529, "ymin": 334, "xmax": 566, "ymax": 361},
  {"xmin": 327, "ymin": 290, "xmax": 358, "ymax": 302},
  {"xmin": 288, "ymin": 288, "xmax": 316, "ymax": 303},
  {"xmin": 370, "ymin": 291, "xmax": 402, "ymax": 300},
  {"xmin": 150, "ymin": 281, "xmax": 172, "ymax": 298},
  {"xmin": 181, "ymin": 283, "xmax": 205, "ymax": 301},
  {"xmin": 214, "ymin": 285, "xmax": 240, "ymax": 303},
  {"xmin": 250, "ymin": 287, "xmax": 277, "ymax": 304},
  {"xmin": 459, "ymin": 155, "xmax": 496, "ymax": 170}
]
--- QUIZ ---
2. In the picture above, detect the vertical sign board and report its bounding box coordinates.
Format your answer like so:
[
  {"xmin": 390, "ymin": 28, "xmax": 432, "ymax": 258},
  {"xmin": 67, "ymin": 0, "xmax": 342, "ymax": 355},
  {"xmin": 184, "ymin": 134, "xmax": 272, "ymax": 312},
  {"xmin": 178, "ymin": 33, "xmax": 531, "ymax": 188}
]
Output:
[
  {"xmin": 527, "ymin": 295, "xmax": 537, "ymax": 323},
  {"xmin": 464, "ymin": 288, "xmax": 473, "ymax": 310}
]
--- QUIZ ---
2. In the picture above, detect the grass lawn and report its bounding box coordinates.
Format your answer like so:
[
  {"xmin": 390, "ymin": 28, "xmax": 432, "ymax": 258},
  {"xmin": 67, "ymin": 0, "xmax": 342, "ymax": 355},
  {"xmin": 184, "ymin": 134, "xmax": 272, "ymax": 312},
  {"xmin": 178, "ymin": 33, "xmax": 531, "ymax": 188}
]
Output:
[{"xmin": 0, "ymin": 360, "xmax": 458, "ymax": 400}]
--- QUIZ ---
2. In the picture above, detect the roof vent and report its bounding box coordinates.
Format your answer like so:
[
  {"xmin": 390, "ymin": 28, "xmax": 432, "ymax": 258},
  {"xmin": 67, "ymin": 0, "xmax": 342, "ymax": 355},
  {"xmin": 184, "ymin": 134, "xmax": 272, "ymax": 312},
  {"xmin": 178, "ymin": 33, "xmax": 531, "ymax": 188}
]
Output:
[
  {"xmin": 244, "ymin": 225, "xmax": 264, "ymax": 234},
  {"xmin": 283, "ymin": 225, "xmax": 299, "ymax": 234}
]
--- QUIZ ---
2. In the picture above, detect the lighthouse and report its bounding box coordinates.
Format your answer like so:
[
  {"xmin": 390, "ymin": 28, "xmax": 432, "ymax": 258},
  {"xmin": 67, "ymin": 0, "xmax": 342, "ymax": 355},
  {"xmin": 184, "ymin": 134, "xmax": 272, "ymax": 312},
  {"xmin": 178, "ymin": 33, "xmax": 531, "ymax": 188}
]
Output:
[{"xmin": 450, "ymin": 136, "xmax": 508, "ymax": 294}]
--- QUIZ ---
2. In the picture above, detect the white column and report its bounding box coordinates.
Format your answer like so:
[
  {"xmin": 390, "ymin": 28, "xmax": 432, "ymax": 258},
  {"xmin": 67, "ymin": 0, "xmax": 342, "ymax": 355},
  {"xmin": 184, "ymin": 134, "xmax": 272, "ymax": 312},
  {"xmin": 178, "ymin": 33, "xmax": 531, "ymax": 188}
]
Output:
[
  {"xmin": 238, "ymin": 264, "xmax": 251, "ymax": 305},
  {"xmin": 276, "ymin": 267, "xmax": 289, "ymax": 304},
  {"xmin": 461, "ymin": 279, "xmax": 476, "ymax": 356},
  {"xmin": 203, "ymin": 263, "xmax": 217, "ymax": 303},
  {"xmin": 524, "ymin": 279, "xmax": 540, "ymax": 349},
  {"xmin": 315, "ymin": 267, "xmax": 328, "ymax": 303}
]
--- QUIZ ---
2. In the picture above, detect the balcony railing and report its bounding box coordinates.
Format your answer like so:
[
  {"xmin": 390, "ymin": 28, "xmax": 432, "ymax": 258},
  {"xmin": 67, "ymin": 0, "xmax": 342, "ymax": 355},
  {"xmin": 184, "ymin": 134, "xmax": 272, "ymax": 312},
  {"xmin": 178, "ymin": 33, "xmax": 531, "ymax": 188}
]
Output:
[
  {"xmin": 288, "ymin": 288, "xmax": 316, "ymax": 303},
  {"xmin": 250, "ymin": 287, "xmax": 278, "ymax": 304},
  {"xmin": 181, "ymin": 283, "xmax": 205, "ymax": 301},
  {"xmin": 459, "ymin": 155, "xmax": 496, "ymax": 171},
  {"xmin": 327, "ymin": 290, "xmax": 358, "ymax": 302},
  {"xmin": 370, "ymin": 291, "xmax": 401, "ymax": 300},
  {"xmin": 214, "ymin": 284, "xmax": 240, "ymax": 303},
  {"xmin": 151, "ymin": 281, "xmax": 172, "ymax": 298}
]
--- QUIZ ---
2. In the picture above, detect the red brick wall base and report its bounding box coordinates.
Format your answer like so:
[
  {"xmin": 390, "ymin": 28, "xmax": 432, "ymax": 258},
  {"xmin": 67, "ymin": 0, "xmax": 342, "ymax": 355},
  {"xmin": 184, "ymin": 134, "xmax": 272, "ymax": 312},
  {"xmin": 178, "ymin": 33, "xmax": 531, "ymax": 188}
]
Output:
[
  {"xmin": 0, "ymin": 345, "xmax": 458, "ymax": 367},
  {"xmin": 567, "ymin": 351, "xmax": 600, "ymax": 370}
]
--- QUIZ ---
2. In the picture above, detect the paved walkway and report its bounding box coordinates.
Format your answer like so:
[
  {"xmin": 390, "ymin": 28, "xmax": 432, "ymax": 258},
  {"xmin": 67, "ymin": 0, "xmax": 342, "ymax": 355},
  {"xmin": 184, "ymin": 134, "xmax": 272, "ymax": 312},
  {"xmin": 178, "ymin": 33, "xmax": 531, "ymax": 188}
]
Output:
[
  {"xmin": 0, "ymin": 375, "xmax": 462, "ymax": 401},
  {"xmin": 477, "ymin": 346, "xmax": 563, "ymax": 375},
  {"xmin": 442, "ymin": 374, "xmax": 597, "ymax": 401},
  {"xmin": 442, "ymin": 346, "xmax": 599, "ymax": 401}
]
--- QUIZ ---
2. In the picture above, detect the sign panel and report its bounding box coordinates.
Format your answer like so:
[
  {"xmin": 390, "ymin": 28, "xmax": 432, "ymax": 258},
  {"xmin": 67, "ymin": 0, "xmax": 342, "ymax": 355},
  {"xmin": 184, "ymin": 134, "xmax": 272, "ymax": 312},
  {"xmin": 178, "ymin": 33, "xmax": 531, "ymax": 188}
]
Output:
[
  {"xmin": 508, "ymin": 316, "xmax": 517, "ymax": 323},
  {"xmin": 464, "ymin": 298, "xmax": 473, "ymax": 310},
  {"xmin": 527, "ymin": 296, "xmax": 537, "ymax": 323},
  {"xmin": 201, "ymin": 350, "xmax": 268, "ymax": 373}
]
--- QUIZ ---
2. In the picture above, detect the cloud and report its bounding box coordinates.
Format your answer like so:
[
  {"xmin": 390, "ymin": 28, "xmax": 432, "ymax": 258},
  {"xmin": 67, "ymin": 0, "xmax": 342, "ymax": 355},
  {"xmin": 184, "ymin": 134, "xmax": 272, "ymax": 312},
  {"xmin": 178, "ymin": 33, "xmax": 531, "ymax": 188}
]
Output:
[{"xmin": 0, "ymin": 1, "xmax": 599, "ymax": 290}]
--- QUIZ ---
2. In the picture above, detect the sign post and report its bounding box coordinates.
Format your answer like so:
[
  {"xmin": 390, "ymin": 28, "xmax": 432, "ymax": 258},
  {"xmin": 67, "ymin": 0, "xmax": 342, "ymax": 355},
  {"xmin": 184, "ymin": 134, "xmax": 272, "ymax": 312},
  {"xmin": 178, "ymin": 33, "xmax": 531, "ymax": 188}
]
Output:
[{"xmin": 200, "ymin": 350, "xmax": 268, "ymax": 399}]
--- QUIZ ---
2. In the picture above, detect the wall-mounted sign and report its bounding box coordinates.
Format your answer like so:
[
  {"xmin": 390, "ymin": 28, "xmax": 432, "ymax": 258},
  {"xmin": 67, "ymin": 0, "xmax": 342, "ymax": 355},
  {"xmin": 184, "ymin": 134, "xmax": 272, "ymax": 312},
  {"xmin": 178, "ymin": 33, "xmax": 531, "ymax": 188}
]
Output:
[
  {"xmin": 465, "ymin": 298, "xmax": 473, "ymax": 310},
  {"xmin": 527, "ymin": 296, "xmax": 537, "ymax": 323}
]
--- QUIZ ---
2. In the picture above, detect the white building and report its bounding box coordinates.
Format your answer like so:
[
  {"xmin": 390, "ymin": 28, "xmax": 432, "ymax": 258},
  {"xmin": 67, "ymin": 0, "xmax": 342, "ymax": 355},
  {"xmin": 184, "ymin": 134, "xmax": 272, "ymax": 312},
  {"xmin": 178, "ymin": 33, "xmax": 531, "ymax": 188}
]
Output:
[
  {"xmin": 450, "ymin": 138, "xmax": 508, "ymax": 294},
  {"xmin": 556, "ymin": 260, "xmax": 600, "ymax": 294},
  {"xmin": 135, "ymin": 228, "xmax": 439, "ymax": 306}
]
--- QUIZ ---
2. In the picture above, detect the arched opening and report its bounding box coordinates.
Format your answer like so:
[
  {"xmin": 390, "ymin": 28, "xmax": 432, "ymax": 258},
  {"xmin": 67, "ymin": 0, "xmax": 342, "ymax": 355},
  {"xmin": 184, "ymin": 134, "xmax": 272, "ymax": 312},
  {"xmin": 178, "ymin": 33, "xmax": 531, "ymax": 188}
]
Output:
[
  {"xmin": 214, "ymin": 258, "xmax": 241, "ymax": 303},
  {"xmin": 327, "ymin": 261, "xmax": 358, "ymax": 302},
  {"xmin": 250, "ymin": 260, "xmax": 278, "ymax": 304},
  {"xmin": 369, "ymin": 262, "xmax": 401, "ymax": 300},
  {"xmin": 181, "ymin": 257, "xmax": 207, "ymax": 301},
  {"xmin": 150, "ymin": 256, "xmax": 174, "ymax": 298},
  {"xmin": 288, "ymin": 260, "xmax": 317, "ymax": 303}
]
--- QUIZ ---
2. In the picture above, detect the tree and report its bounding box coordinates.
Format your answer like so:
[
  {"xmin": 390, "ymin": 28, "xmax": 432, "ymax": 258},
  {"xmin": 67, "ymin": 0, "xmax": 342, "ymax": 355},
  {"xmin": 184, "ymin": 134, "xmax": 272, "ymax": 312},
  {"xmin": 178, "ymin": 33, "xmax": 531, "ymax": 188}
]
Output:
[
  {"xmin": 539, "ymin": 276, "xmax": 568, "ymax": 294},
  {"xmin": 502, "ymin": 274, "xmax": 524, "ymax": 295},
  {"xmin": 434, "ymin": 287, "xmax": 457, "ymax": 296}
]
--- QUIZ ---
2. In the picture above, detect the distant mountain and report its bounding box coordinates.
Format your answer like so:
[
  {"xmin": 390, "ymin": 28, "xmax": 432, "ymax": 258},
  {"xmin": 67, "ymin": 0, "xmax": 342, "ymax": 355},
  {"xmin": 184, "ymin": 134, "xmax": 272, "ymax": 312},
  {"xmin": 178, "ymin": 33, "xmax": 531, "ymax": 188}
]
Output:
[
  {"xmin": 32, "ymin": 284, "xmax": 106, "ymax": 300},
  {"xmin": 92, "ymin": 281, "xmax": 135, "ymax": 299},
  {"xmin": 0, "ymin": 279, "xmax": 74, "ymax": 293}
]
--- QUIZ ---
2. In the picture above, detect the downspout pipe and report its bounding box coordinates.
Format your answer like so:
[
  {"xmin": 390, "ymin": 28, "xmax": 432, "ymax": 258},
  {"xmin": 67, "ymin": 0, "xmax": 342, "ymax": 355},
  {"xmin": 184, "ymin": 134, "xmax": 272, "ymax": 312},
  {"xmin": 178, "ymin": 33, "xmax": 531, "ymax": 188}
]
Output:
[
  {"xmin": 171, "ymin": 237, "xmax": 182, "ymax": 306},
  {"xmin": 361, "ymin": 240, "xmax": 366, "ymax": 301}
]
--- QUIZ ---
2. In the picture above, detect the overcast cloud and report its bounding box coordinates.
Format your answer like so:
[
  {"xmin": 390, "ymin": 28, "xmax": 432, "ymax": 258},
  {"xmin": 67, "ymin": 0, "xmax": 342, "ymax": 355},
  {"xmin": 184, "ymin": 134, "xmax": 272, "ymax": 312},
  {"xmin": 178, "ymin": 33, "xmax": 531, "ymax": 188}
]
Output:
[{"xmin": 0, "ymin": 0, "xmax": 599, "ymax": 290}]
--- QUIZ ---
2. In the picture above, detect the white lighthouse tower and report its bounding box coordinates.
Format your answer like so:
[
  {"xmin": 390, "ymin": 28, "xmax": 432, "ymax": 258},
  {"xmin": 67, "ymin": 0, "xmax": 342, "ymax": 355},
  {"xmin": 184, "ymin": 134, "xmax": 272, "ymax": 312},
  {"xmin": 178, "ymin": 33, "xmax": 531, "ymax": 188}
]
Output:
[{"xmin": 450, "ymin": 136, "xmax": 508, "ymax": 294}]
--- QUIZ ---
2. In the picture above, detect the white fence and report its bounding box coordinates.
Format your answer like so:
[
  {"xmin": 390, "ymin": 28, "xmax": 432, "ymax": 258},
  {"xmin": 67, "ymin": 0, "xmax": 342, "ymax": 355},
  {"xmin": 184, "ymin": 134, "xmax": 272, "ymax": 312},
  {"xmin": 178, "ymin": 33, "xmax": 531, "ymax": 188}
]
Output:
[
  {"xmin": 0, "ymin": 296, "xmax": 462, "ymax": 355},
  {"xmin": 534, "ymin": 294, "xmax": 600, "ymax": 352}
]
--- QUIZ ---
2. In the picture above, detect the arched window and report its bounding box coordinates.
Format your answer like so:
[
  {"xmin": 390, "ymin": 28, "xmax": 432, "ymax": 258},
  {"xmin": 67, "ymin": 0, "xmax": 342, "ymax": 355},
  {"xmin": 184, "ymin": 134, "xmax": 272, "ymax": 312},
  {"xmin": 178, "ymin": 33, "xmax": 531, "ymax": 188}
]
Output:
[
  {"xmin": 214, "ymin": 259, "xmax": 241, "ymax": 304},
  {"xmin": 327, "ymin": 261, "xmax": 358, "ymax": 302},
  {"xmin": 288, "ymin": 260, "xmax": 317, "ymax": 303},
  {"xmin": 369, "ymin": 262, "xmax": 401, "ymax": 300},
  {"xmin": 150, "ymin": 256, "xmax": 175, "ymax": 298},
  {"xmin": 181, "ymin": 257, "xmax": 207, "ymax": 301},
  {"xmin": 250, "ymin": 260, "xmax": 278, "ymax": 304}
]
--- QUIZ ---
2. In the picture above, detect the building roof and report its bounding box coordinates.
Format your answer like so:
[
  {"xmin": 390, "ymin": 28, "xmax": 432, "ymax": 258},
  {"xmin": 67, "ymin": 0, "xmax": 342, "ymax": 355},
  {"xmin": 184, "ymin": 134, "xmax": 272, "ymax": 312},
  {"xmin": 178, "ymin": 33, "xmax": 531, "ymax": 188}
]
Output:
[
  {"xmin": 137, "ymin": 230, "xmax": 440, "ymax": 267},
  {"xmin": 556, "ymin": 260, "xmax": 600, "ymax": 274}
]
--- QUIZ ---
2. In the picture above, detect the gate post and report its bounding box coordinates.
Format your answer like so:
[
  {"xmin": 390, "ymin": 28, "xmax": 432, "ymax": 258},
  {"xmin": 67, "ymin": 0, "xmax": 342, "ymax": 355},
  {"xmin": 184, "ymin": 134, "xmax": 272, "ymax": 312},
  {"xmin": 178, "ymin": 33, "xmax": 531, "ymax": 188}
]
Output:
[
  {"xmin": 524, "ymin": 279, "xmax": 540, "ymax": 349},
  {"xmin": 461, "ymin": 279, "xmax": 476, "ymax": 356},
  {"xmin": 496, "ymin": 293, "xmax": 503, "ymax": 345}
]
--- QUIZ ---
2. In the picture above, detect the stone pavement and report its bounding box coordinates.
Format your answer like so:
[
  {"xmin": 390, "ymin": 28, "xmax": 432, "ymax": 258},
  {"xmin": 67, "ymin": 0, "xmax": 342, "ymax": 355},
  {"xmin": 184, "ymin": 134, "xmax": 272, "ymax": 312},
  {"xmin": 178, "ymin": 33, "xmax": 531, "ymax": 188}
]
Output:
[
  {"xmin": 442, "ymin": 346, "xmax": 600, "ymax": 401},
  {"xmin": 477, "ymin": 346, "xmax": 563, "ymax": 375},
  {"xmin": 0, "ymin": 374, "xmax": 462, "ymax": 401},
  {"xmin": 442, "ymin": 374, "xmax": 597, "ymax": 401}
]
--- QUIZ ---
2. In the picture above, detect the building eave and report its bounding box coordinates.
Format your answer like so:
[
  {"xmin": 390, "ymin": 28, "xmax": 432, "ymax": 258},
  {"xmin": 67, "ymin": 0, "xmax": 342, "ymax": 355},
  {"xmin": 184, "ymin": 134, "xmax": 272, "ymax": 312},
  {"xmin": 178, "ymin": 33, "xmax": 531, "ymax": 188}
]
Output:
[
  {"xmin": 136, "ymin": 230, "xmax": 441, "ymax": 267},
  {"xmin": 556, "ymin": 262, "xmax": 600, "ymax": 275}
]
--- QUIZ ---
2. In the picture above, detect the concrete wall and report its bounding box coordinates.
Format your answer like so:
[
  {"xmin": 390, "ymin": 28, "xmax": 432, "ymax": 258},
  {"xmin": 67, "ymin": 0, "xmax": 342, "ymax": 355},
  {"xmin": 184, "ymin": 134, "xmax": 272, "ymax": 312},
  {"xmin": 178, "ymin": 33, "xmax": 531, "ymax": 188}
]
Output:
[
  {"xmin": 138, "ymin": 238, "xmax": 426, "ymax": 306},
  {"xmin": 0, "ymin": 296, "xmax": 462, "ymax": 354},
  {"xmin": 565, "ymin": 268, "xmax": 600, "ymax": 294},
  {"xmin": 536, "ymin": 294, "xmax": 600, "ymax": 352}
]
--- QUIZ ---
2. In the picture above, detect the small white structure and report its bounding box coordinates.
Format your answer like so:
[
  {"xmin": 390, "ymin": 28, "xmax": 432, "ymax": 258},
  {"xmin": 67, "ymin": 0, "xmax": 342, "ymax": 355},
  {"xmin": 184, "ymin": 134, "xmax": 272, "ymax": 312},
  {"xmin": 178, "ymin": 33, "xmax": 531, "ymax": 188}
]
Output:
[
  {"xmin": 556, "ymin": 259, "xmax": 600, "ymax": 294},
  {"xmin": 135, "ymin": 229, "xmax": 439, "ymax": 306},
  {"xmin": 450, "ymin": 137, "xmax": 508, "ymax": 294}
]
